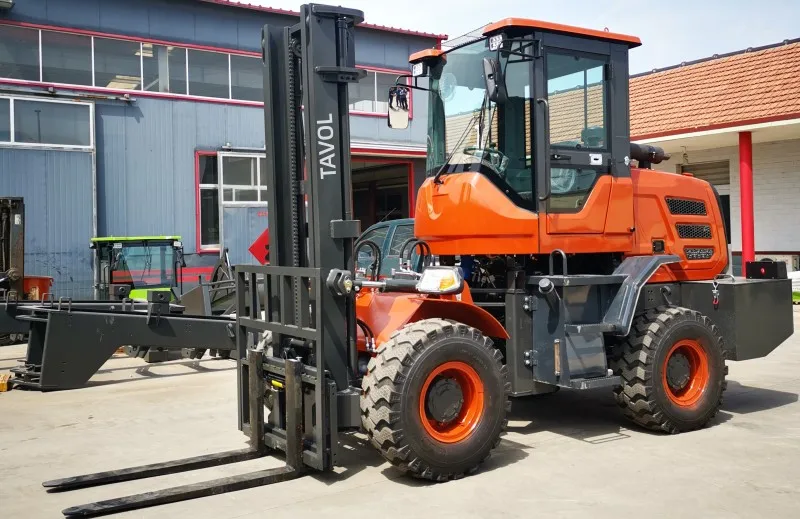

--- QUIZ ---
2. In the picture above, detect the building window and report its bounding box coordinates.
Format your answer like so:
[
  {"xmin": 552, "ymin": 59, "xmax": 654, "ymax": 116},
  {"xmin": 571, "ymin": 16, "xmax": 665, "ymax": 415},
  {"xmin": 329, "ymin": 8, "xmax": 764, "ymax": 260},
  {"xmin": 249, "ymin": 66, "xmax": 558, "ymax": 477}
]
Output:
[
  {"xmin": 94, "ymin": 37, "xmax": 142, "ymax": 90},
  {"xmin": 221, "ymin": 155, "xmax": 268, "ymax": 202},
  {"xmin": 41, "ymin": 30, "xmax": 92, "ymax": 86},
  {"xmin": 0, "ymin": 26, "xmax": 40, "ymax": 81},
  {"xmin": 187, "ymin": 49, "xmax": 229, "ymax": 99},
  {"xmin": 348, "ymin": 70, "xmax": 408, "ymax": 114},
  {"xmin": 142, "ymin": 44, "xmax": 187, "ymax": 95},
  {"xmin": 0, "ymin": 23, "xmax": 407, "ymax": 112},
  {"xmin": 230, "ymin": 55, "xmax": 262, "ymax": 102},
  {"xmin": 0, "ymin": 96, "xmax": 93, "ymax": 148},
  {"xmin": 14, "ymin": 99, "xmax": 91, "ymax": 146},
  {"xmin": 197, "ymin": 152, "xmax": 268, "ymax": 250},
  {"xmin": 0, "ymin": 98, "xmax": 9, "ymax": 142},
  {"xmin": 198, "ymin": 154, "xmax": 220, "ymax": 249}
]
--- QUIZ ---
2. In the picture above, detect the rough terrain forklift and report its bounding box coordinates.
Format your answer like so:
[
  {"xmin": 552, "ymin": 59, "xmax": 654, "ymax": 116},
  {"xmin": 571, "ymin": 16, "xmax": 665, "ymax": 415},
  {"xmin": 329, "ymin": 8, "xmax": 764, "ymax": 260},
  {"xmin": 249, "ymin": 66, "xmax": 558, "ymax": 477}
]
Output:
[{"xmin": 45, "ymin": 6, "xmax": 793, "ymax": 516}]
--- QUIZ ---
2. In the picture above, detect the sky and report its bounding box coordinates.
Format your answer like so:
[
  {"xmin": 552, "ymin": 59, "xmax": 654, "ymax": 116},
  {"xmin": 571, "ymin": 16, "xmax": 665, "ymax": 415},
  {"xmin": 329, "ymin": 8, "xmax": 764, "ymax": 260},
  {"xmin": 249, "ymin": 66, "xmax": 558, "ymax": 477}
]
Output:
[{"xmin": 237, "ymin": 0, "xmax": 800, "ymax": 74}]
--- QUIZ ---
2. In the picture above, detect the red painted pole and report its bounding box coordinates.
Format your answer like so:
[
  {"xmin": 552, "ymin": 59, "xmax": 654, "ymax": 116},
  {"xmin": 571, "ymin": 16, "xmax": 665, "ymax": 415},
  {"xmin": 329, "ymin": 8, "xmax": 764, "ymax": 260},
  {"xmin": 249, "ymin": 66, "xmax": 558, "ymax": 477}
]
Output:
[{"xmin": 739, "ymin": 131, "xmax": 755, "ymax": 265}]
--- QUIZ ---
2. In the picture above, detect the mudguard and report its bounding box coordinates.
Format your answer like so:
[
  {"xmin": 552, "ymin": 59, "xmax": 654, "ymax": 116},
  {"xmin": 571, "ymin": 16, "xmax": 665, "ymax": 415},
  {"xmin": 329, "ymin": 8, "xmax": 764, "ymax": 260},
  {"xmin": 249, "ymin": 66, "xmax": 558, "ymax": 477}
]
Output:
[{"xmin": 355, "ymin": 287, "xmax": 508, "ymax": 352}]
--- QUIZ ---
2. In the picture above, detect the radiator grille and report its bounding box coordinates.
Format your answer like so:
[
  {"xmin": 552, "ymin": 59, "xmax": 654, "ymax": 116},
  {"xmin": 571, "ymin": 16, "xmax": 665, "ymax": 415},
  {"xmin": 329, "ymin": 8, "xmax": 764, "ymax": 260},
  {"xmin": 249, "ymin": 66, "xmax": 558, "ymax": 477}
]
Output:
[
  {"xmin": 676, "ymin": 224, "xmax": 712, "ymax": 239},
  {"xmin": 666, "ymin": 198, "xmax": 707, "ymax": 216},
  {"xmin": 685, "ymin": 247, "xmax": 714, "ymax": 260}
]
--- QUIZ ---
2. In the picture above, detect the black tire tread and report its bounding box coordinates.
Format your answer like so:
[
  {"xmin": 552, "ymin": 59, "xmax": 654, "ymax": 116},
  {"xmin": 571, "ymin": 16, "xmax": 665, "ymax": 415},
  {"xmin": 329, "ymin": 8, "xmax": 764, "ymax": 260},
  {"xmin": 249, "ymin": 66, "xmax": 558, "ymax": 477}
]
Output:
[
  {"xmin": 360, "ymin": 318, "xmax": 510, "ymax": 481},
  {"xmin": 610, "ymin": 306, "xmax": 728, "ymax": 434}
]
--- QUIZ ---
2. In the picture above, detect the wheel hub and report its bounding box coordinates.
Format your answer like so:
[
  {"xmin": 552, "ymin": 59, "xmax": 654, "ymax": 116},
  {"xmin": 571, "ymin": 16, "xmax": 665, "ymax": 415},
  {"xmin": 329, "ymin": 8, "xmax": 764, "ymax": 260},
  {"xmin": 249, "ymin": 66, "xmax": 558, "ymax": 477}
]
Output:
[
  {"xmin": 666, "ymin": 352, "xmax": 691, "ymax": 390},
  {"xmin": 425, "ymin": 377, "xmax": 464, "ymax": 423}
]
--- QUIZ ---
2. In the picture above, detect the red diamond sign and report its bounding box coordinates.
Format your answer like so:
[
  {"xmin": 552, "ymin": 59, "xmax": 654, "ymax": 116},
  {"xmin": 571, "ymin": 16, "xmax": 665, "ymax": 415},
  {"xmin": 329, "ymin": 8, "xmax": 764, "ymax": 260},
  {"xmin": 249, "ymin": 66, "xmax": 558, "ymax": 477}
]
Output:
[{"xmin": 249, "ymin": 228, "xmax": 270, "ymax": 265}]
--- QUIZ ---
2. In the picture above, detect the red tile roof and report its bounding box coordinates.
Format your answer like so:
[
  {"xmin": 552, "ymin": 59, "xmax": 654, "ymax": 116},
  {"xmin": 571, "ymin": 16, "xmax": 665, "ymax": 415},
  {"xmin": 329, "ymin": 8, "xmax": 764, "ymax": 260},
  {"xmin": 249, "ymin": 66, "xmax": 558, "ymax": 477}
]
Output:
[
  {"xmin": 194, "ymin": 0, "xmax": 448, "ymax": 41},
  {"xmin": 630, "ymin": 39, "xmax": 800, "ymax": 139}
]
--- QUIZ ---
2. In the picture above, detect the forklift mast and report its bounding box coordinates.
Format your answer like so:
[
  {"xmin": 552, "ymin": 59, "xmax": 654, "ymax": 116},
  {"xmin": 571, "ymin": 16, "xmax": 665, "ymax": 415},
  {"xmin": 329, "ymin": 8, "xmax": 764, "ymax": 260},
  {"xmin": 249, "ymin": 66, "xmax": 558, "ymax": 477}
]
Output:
[{"xmin": 261, "ymin": 4, "xmax": 364, "ymax": 391}]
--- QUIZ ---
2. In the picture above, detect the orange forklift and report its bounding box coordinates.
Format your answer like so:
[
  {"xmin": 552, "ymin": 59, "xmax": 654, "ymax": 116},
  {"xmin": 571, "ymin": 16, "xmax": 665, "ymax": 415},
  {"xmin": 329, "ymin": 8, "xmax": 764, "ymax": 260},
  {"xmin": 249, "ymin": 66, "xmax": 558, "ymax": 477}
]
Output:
[{"xmin": 46, "ymin": 7, "xmax": 793, "ymax": 516}]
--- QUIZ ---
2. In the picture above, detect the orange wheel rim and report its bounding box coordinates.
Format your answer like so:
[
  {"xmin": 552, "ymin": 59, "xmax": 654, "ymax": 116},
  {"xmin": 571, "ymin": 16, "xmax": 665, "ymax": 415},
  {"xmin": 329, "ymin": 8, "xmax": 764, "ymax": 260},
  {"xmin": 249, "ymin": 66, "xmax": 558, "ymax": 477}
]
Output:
[
  {"xmin": 662, "ymin": 340, "xmax": 709, "ymax": 407},
  {"xmin": 419, "ymin": 361, "xmax": 484, "ymax": 443}
]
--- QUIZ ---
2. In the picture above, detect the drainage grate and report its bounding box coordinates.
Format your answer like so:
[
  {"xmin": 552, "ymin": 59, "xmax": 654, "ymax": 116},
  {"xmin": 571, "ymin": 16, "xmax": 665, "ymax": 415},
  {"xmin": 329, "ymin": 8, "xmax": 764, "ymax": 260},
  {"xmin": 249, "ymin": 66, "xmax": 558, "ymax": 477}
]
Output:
[
  {"xmin": 666, "ymin": 198, "xmax": 707, "ymax": 216},
  {"xmin": 677, "ymin": 224, "xmax": 712, "ymax": 239}
]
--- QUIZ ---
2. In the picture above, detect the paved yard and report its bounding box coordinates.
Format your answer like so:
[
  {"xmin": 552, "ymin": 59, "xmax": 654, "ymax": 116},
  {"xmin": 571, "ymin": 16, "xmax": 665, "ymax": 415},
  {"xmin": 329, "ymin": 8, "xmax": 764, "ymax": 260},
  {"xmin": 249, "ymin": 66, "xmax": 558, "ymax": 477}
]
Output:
[{"xmin": 1, "ymin": 309, "xmax": 799, "ymax": 519}]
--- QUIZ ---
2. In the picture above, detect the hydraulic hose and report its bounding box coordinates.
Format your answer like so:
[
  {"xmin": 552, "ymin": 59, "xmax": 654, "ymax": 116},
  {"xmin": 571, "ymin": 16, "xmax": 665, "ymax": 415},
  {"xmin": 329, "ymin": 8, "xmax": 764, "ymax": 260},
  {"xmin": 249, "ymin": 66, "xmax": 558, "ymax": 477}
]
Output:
[{"xmin": 354, "ymin": 239, "xmax": 382, "ymax": 281}]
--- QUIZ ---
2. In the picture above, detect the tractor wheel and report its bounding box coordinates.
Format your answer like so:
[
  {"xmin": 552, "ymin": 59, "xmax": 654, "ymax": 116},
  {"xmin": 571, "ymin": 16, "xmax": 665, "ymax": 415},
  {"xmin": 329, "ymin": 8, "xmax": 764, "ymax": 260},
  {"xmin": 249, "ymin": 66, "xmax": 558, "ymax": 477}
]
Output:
[
  {"xmin": 611, "ymin": 306, "xmax": 727, "ymax": 434},
  {"xmin": 360, "ymin": 318, "xmax": 510, "ymax": 481}
]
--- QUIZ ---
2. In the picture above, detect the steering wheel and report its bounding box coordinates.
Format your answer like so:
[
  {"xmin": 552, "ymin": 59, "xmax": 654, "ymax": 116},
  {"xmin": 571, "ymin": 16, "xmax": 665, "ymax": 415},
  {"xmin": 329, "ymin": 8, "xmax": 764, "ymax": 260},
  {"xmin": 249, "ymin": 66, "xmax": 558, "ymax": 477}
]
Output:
[{"xmin": 462, "ymin": 146, "xmax": 510, "ymax": 177}]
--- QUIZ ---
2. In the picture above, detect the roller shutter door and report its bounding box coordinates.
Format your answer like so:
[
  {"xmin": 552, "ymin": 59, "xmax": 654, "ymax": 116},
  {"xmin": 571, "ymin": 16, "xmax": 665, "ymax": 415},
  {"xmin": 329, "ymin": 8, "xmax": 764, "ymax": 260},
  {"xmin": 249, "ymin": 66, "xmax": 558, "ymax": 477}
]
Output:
[{"xmin": 679, "ymin": 160, "xmax": 730, "ymax": 186}]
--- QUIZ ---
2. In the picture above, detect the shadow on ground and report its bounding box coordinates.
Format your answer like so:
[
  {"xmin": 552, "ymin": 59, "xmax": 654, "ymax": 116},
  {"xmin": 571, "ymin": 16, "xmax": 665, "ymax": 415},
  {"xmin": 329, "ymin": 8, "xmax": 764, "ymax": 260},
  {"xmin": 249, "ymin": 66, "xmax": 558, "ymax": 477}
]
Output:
[
  {"xmin": 723, "ymin": 381, "xmax": 798, "ymax": 414},
  {"xmin": 85, "ymin": 358, "xmax": 237, "ymax": 388}
]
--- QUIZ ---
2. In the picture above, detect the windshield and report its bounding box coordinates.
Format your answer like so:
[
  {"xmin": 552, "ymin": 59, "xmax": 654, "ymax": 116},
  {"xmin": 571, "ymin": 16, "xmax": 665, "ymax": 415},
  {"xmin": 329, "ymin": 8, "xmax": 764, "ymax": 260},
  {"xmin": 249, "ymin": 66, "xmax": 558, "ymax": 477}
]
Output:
[
  {"xmin": 110, "ymin": 243, "xmax": 177, "ymax": 288},
  {"xmin": 426, "ymin": 38, "xmax": 533, "ymax": 205}
]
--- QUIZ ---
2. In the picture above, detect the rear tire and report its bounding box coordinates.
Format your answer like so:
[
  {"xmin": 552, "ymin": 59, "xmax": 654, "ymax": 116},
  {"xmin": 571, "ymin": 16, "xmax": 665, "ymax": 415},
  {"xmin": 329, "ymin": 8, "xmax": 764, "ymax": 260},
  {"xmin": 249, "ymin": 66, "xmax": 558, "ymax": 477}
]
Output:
[
  {"xmin": 611, "ymin": 306, "xmax": 727, "ymax": 434},
  {"xmin": 360, "ymin": 318, "xmax": 510, "ymax": 481}
]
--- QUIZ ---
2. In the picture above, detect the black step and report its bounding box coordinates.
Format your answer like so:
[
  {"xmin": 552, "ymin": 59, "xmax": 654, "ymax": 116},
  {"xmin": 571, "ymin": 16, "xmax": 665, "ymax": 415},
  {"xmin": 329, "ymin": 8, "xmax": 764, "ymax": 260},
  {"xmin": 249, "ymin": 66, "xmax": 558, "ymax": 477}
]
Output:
[
  {"xmin": 569, "ymin": 376, "xmax": 621, "ymax": 390},
  {"xmin": 565, "ymin": 323, "xmax": 618, "ymax": 334}
]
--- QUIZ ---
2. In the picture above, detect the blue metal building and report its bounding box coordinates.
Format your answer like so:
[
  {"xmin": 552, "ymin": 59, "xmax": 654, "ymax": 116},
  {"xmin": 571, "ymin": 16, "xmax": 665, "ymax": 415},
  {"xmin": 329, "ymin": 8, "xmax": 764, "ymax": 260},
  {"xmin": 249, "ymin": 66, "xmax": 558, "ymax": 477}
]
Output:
[{"xmin": 0, "ymin": 0, "xmax": 441, "ymax": 297}]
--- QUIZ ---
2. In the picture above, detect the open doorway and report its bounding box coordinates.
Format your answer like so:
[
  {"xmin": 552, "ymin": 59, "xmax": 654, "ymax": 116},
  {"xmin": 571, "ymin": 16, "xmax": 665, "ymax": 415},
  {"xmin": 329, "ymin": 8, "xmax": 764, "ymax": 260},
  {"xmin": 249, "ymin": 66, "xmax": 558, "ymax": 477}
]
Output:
[{"xmin": 352, "ymin": 159, "xmax": 414, "ymax": 229}]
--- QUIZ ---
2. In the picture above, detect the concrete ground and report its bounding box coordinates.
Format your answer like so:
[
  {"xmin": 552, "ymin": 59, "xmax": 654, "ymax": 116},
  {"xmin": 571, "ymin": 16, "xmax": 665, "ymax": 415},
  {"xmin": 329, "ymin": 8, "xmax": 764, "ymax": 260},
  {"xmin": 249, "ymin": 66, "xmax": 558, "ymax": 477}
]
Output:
[{"xmin": 2, "ymin": 310, "xmax": 799, "ymax": 519}]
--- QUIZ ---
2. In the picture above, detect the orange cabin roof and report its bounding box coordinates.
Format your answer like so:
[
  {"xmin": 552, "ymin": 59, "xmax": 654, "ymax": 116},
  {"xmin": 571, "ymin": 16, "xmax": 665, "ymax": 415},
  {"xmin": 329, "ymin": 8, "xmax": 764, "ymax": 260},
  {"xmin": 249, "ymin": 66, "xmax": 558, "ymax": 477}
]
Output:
[
  {"xmin": 484, "ymin": 18, "xmax": 641, "ymax": 47},
  {"xmin": 409, "ymin": 48, "xmax": 445, "ymax": 63}
]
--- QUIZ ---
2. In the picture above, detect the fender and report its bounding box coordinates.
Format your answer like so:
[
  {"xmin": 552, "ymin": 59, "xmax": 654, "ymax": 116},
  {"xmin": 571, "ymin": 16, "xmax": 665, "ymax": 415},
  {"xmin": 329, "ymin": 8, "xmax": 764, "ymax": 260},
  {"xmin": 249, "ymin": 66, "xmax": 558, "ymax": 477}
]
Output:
[{"xmin": 355, "ymin": 289, "xmax": 508, "ymax": 352}]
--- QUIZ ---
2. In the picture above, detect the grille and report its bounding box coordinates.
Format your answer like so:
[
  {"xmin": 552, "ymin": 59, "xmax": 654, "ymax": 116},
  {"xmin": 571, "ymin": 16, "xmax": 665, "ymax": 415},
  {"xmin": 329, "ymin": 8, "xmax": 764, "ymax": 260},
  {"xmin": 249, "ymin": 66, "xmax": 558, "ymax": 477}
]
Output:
[
  {"xmin": 676, "ymin": 224, "xmax": 712, "ymax": 239},
  {"xmin": 666, "ymin": 198, "xmax": 707, "ymax": 216},
  {"xmin": 685, "ymin": 247, "xmax": 714, "ymax": 260}
]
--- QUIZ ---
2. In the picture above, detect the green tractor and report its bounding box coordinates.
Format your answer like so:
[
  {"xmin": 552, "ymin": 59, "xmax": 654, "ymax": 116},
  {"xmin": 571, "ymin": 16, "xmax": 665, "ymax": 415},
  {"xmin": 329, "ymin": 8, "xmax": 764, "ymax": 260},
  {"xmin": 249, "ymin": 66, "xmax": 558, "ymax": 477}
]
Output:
[{"xmin": 91, "ymin": 236, "xmax": 185, "ymax": 302}]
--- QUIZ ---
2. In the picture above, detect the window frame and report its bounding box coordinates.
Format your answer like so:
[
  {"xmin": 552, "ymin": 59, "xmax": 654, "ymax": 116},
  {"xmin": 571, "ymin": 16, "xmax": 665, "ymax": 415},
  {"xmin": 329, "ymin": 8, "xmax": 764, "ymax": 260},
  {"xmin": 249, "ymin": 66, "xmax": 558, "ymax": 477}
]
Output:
[
  {"xmin": 0, "ymin": 94, "xmax": 94, "ymax": 150},
  {"xmin": 0, "ymin": 21, "xmax": 414, "ymax": 116},
  {"xmin": 218, "ymin": 152, "xmax": 269, "ymax": 207},
  {"xmin": 196, "ymin": 150, "xmax": 269, "ymax": 253}
]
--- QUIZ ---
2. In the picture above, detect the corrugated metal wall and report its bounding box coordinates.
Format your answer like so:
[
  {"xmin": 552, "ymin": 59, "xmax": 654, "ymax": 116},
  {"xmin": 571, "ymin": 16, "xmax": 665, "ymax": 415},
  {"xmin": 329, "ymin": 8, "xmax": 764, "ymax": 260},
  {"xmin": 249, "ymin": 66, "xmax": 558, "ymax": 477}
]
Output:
[
  {"xmin": 0, "ymin": 148, "xmax": 94, "ymax": 299},
  {"xmin": 95, "ymin": 97, "xmax": 264, "ymax": 253}
]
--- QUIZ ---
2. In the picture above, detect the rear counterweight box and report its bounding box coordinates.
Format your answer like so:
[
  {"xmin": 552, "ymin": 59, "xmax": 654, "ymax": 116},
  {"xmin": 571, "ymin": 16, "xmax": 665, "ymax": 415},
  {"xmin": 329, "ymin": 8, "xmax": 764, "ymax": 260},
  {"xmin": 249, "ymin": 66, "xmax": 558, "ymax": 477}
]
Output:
[{"xmin": 681, "ymin": 278, "xmax": 794, "ymax": 361}]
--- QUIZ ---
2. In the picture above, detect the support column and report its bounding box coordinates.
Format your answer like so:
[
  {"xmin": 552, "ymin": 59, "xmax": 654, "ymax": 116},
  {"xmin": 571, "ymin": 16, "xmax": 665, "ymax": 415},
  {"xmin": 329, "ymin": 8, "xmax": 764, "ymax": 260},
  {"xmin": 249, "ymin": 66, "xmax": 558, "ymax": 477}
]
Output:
[{"xmin": 739, "ymin": 131, "xmax": 755, "ymax": 265}]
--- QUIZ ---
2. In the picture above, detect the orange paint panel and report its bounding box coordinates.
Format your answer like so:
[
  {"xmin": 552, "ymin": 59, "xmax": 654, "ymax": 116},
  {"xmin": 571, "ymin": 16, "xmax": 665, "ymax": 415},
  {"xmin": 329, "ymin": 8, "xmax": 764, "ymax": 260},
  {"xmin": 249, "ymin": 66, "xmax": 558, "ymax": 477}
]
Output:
[
  {"xmin": 604, "ymin": 177, "xmax": 635, "ymax": 234},
  {"xmin": 483, "ymin": 18, "xmax": 641, "ymax": 47},
  {"xmin": 414, "ymin": 173, "xmax": 538, "ymax": 255},
  {"xmin": 628, "ymin": 168, "xmax": 729, "ymax": 282}
]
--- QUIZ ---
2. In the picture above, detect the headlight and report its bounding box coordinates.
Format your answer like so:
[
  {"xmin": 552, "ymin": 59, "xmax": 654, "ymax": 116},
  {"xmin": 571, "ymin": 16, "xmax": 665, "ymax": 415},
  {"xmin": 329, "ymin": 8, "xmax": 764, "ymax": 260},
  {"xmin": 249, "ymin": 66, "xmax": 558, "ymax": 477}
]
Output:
[{"xmin": 416, "ymin": 266, "xmax": 464, "ymax": 294}]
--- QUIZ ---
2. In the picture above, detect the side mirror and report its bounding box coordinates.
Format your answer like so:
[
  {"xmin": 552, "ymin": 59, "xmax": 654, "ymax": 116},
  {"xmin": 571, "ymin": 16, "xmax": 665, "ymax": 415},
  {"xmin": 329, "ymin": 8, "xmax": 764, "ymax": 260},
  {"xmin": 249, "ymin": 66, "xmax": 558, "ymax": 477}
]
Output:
[
  {"xmin": 483, "ymin": 57, "xmax": 507, "ymax": 103},
  {"xmin": 387, "ymin": 85, "xmax": 409, "ymax": 129}
]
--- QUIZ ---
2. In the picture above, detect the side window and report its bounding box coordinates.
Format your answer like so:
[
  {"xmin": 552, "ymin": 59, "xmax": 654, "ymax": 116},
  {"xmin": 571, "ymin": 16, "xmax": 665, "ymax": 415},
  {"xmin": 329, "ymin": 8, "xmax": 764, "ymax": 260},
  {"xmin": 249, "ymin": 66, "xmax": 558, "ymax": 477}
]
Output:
[
  {"xmin": 548, "ymin": 167, "xmax": 600, "ymax": 212},
  {"xmin": 546, "ymin": 51, "xmax": 608, "ymax": 213},
  {"xmin": 546, "ymin": 52, "xmax": 607, "ymax": 150},
  {"xmin": 388, "ymin": 225, "xmax": 415, "ymax": 256}
]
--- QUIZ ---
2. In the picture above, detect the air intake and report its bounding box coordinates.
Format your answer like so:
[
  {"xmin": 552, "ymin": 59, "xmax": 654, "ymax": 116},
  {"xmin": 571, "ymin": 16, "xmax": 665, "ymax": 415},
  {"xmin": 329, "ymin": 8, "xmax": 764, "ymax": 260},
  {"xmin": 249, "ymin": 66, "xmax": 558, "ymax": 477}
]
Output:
[
  {"xmin": 676, "ymin": 224, "xmax": 712, "ymax": 239},
  {"xmin": 685, "ymin": 247, "xmax": 714, "ymax": 260},
  {"xmin": 666, "ymin": 198, "xmax": 707, "ymax": 216}
]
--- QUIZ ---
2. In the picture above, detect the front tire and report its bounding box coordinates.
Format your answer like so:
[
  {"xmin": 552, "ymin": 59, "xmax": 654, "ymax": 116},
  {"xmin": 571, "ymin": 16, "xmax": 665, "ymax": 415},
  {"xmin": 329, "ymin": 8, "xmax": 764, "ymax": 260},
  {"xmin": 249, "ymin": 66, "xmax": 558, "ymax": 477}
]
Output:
[
  {"xmin": 611, "ymin": 306, "xmax": 727, "ymax": 434},
  {"xmin": 360, "ymin": 318, "xmax": 510, "ymax": 481}
]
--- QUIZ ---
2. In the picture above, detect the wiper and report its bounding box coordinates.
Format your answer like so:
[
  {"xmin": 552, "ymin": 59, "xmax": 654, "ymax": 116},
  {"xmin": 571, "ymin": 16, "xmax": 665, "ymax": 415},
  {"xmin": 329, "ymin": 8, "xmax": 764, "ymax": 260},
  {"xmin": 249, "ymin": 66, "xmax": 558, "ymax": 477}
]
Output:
[{"xmin": 432, "ymin": 93, "xmax": 490, "ymax": 185}]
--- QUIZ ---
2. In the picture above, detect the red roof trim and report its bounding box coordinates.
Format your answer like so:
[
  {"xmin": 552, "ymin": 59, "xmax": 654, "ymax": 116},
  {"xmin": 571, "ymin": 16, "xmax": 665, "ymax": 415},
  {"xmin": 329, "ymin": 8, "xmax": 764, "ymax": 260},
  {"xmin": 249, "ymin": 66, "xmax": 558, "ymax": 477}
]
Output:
[
  {"xmin": 194, "ymin": 0, "xmax": 448, "ymax": 40},
  {"xmin": 631, "ymin": 112, "xmax": 800, "ymax": 141}
]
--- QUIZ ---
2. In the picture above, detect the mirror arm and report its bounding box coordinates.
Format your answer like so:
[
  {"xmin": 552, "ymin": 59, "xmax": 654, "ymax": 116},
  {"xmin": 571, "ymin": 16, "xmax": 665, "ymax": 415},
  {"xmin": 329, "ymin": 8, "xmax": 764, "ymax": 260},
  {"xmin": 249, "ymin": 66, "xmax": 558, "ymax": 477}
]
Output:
[{"xmin": 394, "ymin": 74, "xmax": 433, "ymax": 92}]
